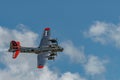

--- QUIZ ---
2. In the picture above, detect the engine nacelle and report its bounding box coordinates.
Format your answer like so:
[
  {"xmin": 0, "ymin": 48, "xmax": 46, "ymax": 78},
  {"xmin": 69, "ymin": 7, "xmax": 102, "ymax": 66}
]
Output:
[
  {"xmin": 49, "ymin": 39, "xmax": 58, "ymax": 43},
  {"xmin": 48, "ymin": 56, "xmax": 55, "ymax": 60},
  {"xmin": 49, "ymin": 52, "xmax": 57, "ymax": 56}
]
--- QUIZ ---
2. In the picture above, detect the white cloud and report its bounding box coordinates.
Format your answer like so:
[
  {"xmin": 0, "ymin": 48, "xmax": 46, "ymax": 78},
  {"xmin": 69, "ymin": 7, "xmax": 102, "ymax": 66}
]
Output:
[
  {"xmin": 0, "ymin": 25, "xmax": 38, "ymax": 48},
  {"xmin": 89, "ymin": 22, "xmax": 108, "ymax": 36},
  {"xmin": 60, "ymin": 72, "xmax": 86, "ymax": 80},
  {"xmin": 0, "ymin": 65, "xmax": 86, "ymax": 80},
  {"xmin": 85, "ymin": 21, "xmax": 120, "ymax": 46},
  {"xmin": 84, "ymin": 55, "xmax": 107, "ymax": 76},
  {"xmin": 0, "ymin": 25, "xmax": 86, "ymax": 80},
  {"xmin": 61, "ymin": 41, "xmax": 86, "ymax": 64},
  {"xmin": 61, "ymin": 40, "xmax": 107, "ymax": 77}
]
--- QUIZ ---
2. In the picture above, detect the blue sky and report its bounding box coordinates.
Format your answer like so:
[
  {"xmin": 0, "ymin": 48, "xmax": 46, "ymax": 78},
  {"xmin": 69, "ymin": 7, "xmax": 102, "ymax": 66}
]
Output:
[{"xmin": 0, "ymin": 0, "xmax": 120, "ymax": 80}]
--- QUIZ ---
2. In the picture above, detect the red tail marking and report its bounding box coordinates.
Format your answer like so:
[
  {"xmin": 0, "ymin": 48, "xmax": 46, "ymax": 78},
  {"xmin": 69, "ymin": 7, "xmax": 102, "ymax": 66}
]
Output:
[
  {"xmin": 11, "ymin": 41, "xmax": 20, "ymax": 49},
  {"xmin": 37, "ymin": 66, "xmax": 44, "ymax": 69},
  {"xmin": 12, "ymin": 50, "xmax": 20, "ymax": 59}
]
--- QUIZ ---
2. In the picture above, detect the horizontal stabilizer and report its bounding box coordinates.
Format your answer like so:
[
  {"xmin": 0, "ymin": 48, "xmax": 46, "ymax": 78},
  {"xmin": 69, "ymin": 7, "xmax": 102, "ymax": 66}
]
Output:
[{"xmin": 12, "ymin": 50, "xmax": 20, "ymax": 59}]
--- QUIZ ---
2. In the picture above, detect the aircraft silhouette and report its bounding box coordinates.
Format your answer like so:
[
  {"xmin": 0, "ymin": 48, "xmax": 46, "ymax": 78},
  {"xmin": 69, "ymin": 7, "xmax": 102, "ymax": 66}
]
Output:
[{"xmin": 8, "ymin": 27, "xmax": 63, "ymax": 69}]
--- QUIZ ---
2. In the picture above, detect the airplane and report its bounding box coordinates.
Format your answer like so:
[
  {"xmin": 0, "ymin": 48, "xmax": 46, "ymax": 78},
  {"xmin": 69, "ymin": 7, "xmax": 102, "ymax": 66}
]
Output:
[{"xmin": 8, "ymin": 27, "xmax": 64, "ymax": 69}]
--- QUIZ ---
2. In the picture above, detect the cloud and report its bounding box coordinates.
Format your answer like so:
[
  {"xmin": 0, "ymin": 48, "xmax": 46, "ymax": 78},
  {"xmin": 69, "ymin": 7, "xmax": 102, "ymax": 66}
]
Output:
[
  {"xmin": 60, "ymin": 72, "xmax": 86, "ymax": 80},
  {"xmin": 84, "ymin": 55, "xmax": 107, "ymax": 76},
  {"xmin": 0, "ymin": 25, "xmax": 38, "ymax": 48},
  {"xmin": 61, "ymin": 41, "xmax": 86, "ymax": 64},
  {"xmin": 84, "ymin": 21, "xmax": 120, "ymax": 47},
  {"xmin": 61, "ymin": 40, "xmax": 107, "ymax": 76},
  {"xmin": 0, "ymin": 25, "xmax": 86, "ymax": 80},
  {"xmin": 0, "ymin": 66, "xmax": 86, "ymax": 80}
]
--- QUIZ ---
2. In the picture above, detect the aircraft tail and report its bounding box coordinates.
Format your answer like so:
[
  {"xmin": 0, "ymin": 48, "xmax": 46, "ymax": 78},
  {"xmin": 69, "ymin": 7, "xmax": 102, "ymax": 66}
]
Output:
[{"xmin": 9, "ymin": 41, "xmax": 21, "ymax": 59}]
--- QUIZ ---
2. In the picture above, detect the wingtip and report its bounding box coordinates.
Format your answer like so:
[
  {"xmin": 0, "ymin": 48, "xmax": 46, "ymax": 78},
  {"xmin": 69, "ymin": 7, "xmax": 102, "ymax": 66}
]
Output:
[
  {"xmin": 45, "ymin": 27, "xmax": 50, "ymax": 31},
  {"xmin": 37, "ymin": 66, "xmax": 44, "ymax": 69}
]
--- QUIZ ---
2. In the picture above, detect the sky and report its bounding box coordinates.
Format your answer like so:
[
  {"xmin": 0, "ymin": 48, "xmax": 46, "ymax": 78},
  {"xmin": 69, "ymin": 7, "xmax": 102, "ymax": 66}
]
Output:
[{"xmin": 0, "ymin": 0, "xmax": 120, "ymax": 80}]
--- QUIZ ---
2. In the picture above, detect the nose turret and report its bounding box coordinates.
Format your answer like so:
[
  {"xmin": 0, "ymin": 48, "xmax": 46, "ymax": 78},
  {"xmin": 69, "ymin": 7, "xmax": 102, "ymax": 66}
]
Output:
[{"xmin": 57, "ymin": 46, "xmax": 64, "ymax": 52}]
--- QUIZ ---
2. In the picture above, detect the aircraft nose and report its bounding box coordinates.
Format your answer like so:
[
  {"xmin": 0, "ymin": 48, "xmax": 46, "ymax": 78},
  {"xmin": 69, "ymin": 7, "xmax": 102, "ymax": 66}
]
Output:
[
  {"xmin": 61, "ymin": 48, "xmax": 64, "ymax": 51},
  {"xmin": 59, "ymin": 47, "xmax": 64, "ymax": 52}
]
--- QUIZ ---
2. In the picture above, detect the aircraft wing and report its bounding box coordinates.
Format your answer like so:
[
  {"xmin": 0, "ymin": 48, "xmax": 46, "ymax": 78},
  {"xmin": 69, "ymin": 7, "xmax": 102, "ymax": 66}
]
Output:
[
  {"xmin": 37, "ymin": 28, "xmax": 50, "ymax": 68},
  {"xmin": 37, "ymin": 52, "xmax": 49, "ymax": 68}
]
